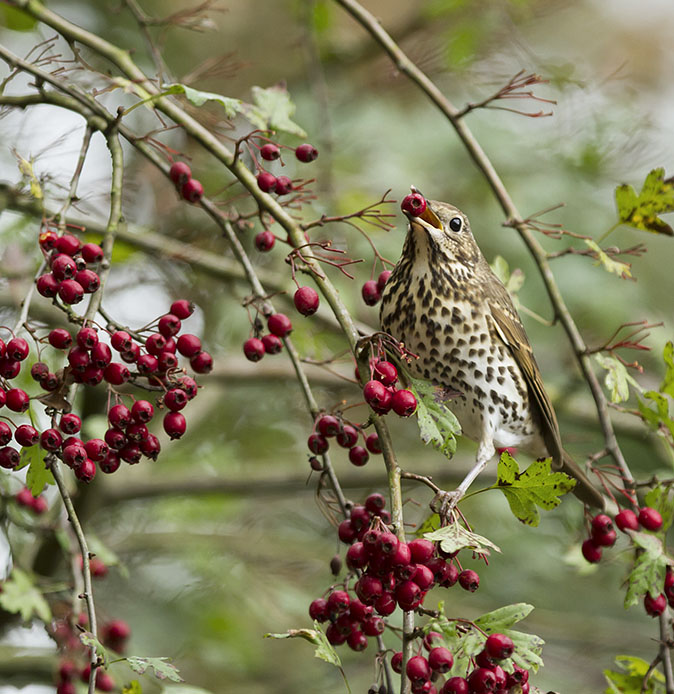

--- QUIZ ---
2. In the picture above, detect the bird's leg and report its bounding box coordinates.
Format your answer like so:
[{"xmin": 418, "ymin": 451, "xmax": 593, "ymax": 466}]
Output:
[{"xmin": 432, "ymin": 431, "xmax": 496, "ymax": 517}]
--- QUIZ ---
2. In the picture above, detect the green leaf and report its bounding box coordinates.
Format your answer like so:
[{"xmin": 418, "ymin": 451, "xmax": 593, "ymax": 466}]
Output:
[
  {"xmin": 0, "ymin": 568, "xmax": 51, "ymax": 623},
  {"xmin": 473, "ymin": 603, "xmax": 535, "ymax": 632},
  {"xmin": 415, "ymin": 513, "xmax": 440, "ymax": 537},
  {"xmin": 265, "ymin": 623, "xmax": 341, "ymax": 667},
  {"xmin": 604, "ymin": 655, "xmax": 666, "ymax": 694},
  {"xmin": 80, "ymin": 632, "xmax": 109, "ymax": 667},
  {"xmin": 615, "ymin": 168, "xmax": 674, "ymax": 236},
  {"xmin": 491, "ymin": 453, "xmax": 576, "ymax": 526},
  {"xmin": 595, "ymin": 354, "xmax": 641, "ymax": 403},
  {"xmin": 660, "ymin": 341, "xmax": 674, "ymax": 397},
  {"xmin": 122, "ymin": 682, "xmax": 143, "ymax": 694},
  {"xmin": 407, "ymin": 376, "xmax": 462, "ymax": 460},
  {"xmin": 637, "ymin": 391, "xmax": 674, "ymax": 441},
  {"xmin": 624, "ymin": 531, "xmax": 674, "ymax": 608},
  {"xmin": 243, "ymin": 85, "xmax": 307, "ymax": 138},
  {"xmin": 0, "ymin": 5, "xmax": 38, "ymax": 31},
  {"xmin": 125, "ymin": 657, "xmax": 183, "ymax": 683},
  {"xmin": 423, "ymin": 523, "xmax": 501, "ymax": 557},
  {"xmin": 644, "ymin": 485, "xmax": 674, "ymax": 532},
  {"xmin": 161, "ymin": 83, "xmax": 243, "ymax": 119},
  {"xmin": 20, "ymin": 445, "xmax": 53, "ymax": 495},
  {"xmin": 490, "ymin": 255, "xmax": 525, "ymax": 296},
  {"xmin": 584, "ymin": 239, "xmax": 632, "ymax": 279}
]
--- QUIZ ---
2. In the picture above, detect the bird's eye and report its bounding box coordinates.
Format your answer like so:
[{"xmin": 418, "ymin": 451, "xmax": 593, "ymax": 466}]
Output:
[{"xmin": 449, "ymin": 216, "xmax": 462, "ymax": 232}]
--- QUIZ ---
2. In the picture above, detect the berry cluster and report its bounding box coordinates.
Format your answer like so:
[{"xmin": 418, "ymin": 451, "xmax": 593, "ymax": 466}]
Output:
[
  {"xmin": 307, "ymin": 415, "xmax": 383, "ymax": 469},
  {"xmin": 362, "ymin": 360, "xmax": 418, "ymax": 418},
  {"xmin": 169, "ymin": 161, "xmax": 204, "ymax": 203},
  {"xmin": 0, "ymin": 300, "xmax": 210, "ymax": 483},
  {"xmin": 15, "ymin": 486, "xmax": 48, "ymax": 514},
  {"xmin": 581, "ymin": 507, "xmax": 670, "ymax": 617},
  {"xmin": 242, "ymin": 312, "xmax": 292, "ymax": 363},
  {"xmin": 361, "ymin": 270, "xmax": 392, "ymax": 307},
  {"xmin": 52, "ymin": 614, "xmax": 130, "ymax": 693},
  {"xmin": 255, "ymin": 142, "xmax": 318, "ymax": 196},
  {"xmin": 35, "ymin": 233, "xmax": 103, "ymax": 306}
]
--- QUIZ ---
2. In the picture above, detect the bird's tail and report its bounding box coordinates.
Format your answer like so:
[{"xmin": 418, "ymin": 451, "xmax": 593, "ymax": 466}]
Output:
[{"xmin": 561, "ymin": 450, "xmax": 605, "ymax": 508}]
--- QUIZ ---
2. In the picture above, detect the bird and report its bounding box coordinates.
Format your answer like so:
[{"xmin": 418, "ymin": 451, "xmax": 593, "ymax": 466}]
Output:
[{"xmin": 379, "ymin": 191, "xmax": 604, "ymax": 508}]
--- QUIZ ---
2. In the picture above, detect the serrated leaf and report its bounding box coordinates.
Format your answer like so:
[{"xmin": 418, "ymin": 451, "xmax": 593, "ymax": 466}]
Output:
[
  {"xmin": 584, "ymin": 239, "xmax": 632, "ymax": 279},
  {"xmin": 604, "ymin": 655, "xmax": 666, "ymax": 694},
  {"xmin": 637, "ymin": 391, "xmax": 674, "ymax": 441},
  {"xmin": 122, "ymin": 682, "xmax": 143, "ymax": 694},
  {"xmin": 424, "ymin": 523, "xmax": 501, "ymax": 557},
  {"xmin": 80, "ymin": 632, "xmax": 109, "ymax": 667},
  {"xmin": 615, "ymin": 168, "xmax": 674, "ymax": 236},
  {"xmin": 661, "ymin": 341, "xmax": 674, "ymax": 397},
  {"xmin": 596, "ymin": 354, "xmax": 641, "ymax": 403},
  {"xmin": 243, "ymin": 85, "xmax": 307, "ymax": 138},
  {"xmin": 492, "ymin": 453, "xmax": 576, "ymax": 526},
  {"xmin": 20, "ymin": 445, "xmax": 53, "ymax": 495},
  {"xmin": 265, "ymin": 623, "xmax": 341, "ymax": 667},
  {"xmin": 624, "ymin": 531, "xmax": 674, "ymax": 608},
  {"xmin": 473, "ymin": 603, "xmax": 535, "ymax": 632},
  {"xmin": 161, "ymin": 83, "xmax": 243, "ymax": 119},
  {"xmin": 0, "ymin": 568, "xmax": 51, "ymax": 623},
  {"xmin": 408, "ymin": 377, "xmax": 462, "ymax": 459},
  {"xmin": 644, "ymin": 485, "xmax": 674, "ymax": 532},
  {"xmin": 125, "ymin": 657, "xmax": 183, "ymax": 683}
]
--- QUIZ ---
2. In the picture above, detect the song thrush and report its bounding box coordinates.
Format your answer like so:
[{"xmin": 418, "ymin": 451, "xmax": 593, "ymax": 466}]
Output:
[{"xmin": 380, "ymin": 192, "xmax": 604, "ymax": 508}]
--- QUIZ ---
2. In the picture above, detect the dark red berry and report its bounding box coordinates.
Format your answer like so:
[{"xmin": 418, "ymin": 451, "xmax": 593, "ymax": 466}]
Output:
[
  {"xmin": 327, "ymin": 590, "xmax": 350, "ymax": 614},
  {"xmin": 39, "ymin": 230, "xmax": 58, "ymax": 251},
  {"xmin": 401, "ymin": 193, "xmax": 427, "ymax": 217},
  {"xmin": 615, "ymin": 508, "xmax": 639, "ymax": 532},
  {"xmin": 181, "ymin": 178, "xmax": 203, "ymax": 202},
  {"xmin": 593, "ymin": 528, "xmax": 617, "ymax": 547},
  {"xmin": 178, "ymin": 375, "xmax": 198, "ymax": 399},
  {"xmin": 126, "ymin": 423, "xmax": 148, "ymax": 443},
  {"xmin": 467, "ymin": 667, "xmax": 496, "ymax": 694},
  {"xmin": 308, "ymin": 433, "xmax": 329, "ymax": 455},
  {"xmin": 256, "ymin": 171, "xmax": 277, "ymax": 193},
  {"xmin": 75, "ymin": 269, "xmax": 100, "ymax": 293},
  {"xmin": 361, "ymin": 434, "xmax": 381, "ymax": 456},
  {"xmin": 260, "ymin": 143, "xmax": 280, "ymax": 161},
  {"xmin": 644, "ymin": 592, "xmax": 667, "ymax": 617},
  {"xmin": 391, "ymin": 652, "xmax": 404, "ymax": 674},
  {"xmin": 0, "ymin": 446, "xmax": 20, "ymax": 469},
  {"xmin": 458, "ymin": 569, "xmax": 479, "ymax": 592},
  {"xmin": 295, "ymin": 143, "xmax": 318, "ymax": 162},
  {"xmin": 338, "ymin": 519, "xmax": 357, "ymax": 544},
  {"xmin": 361, "ymin": 280, "xmax": 381, "ymax": 306},
  {"xmin": 84, "ymin": 439, "xmax": 108, "ymax": 462},
  {"xmin": 0, "ymin": 358, "xmax": 20, "ymax": 379},
  {"xmin": 58, "ymin": 279, "xmax": 84, "ymax": 305},
  {"xmin": 190, "ymin": 351, "xmax": 213, "ymax": 374},
  {"xmin": 36, "ymin": 273, "xmax": 60, "ymax": 297},
  {"xmin": 317, "ymin": 414, "xmax": 340, "ymax": 437},
  {"xmin": 374, "ymin": 592, "xmax": 396, "ymax": 616},
  {"xmin": 120, "ymin": 442, "xmax": 142, "ymax": 464},
  {"xmin": 145, "ymin": 333, "xmax": 167, "ymax": 356},
  {"xmin": 349, "ymin": 445, "xmax": 369, "ymax": 466},
  {"xmin": 0, "ymin": 422, "xmax": 11, "ymax": 446},
  {"xmin": 51, "ymin": 253, "xmax": 77, "ymax": 280},
  {"xmin": 406, "ymin": 655, "xmax": 431, "ymax": 684},
  {"xmin": 261, "ymin": 334, "xmax": 283, "ymax": 354},
  {"xmin": 81, "ymin": 242, "xmax": 104, "ymax": 264},
  {"xmin": 164, "ymin": 388, "xmax": 188, "ymax": 411},
  {"xmin": 139, "ymin": 434, "xmax": 161, "ymax": 460},
  {"xmin": 67, "ymin": 347, "xmax": 90, "ymax": 372},
  {"xmin": 408, "ymin": 539, "xmax": 435, "ymax": 565},
  {"xmin": 591, "ymin": 513, "xmax": 613, "ymax": 536},
  {"xmin": 485, "ymin": 633, "xmax": 514, "ymax": 660},
  {"xmin": 347, "ymin": 630, "xmax": 368, "ymax": 652},
  {"xmin": 376, "ymin": 270, "xmax": 392, "ymax": 291},
  {"xmin": 104, "ymin": 428, "xmax": 127, "ymax": 451},
  {"xmin": 40, "ymin": 428, "xmax": 63, "ymax": 451},
  {"xmin": 15, "ymin": 424, "xmax": 39, "ymax": 447},
  {"xmin": 391, "ymin": 389, "xmax": 417, "ymax": 417},
  {"xmin": 365, "ymin": 492, "xmax": 386, "ymax": 513},
  {"xmin": 373, "ymin": 361, "xmax": 397, "ymax": 386},
  {"xmin": 158, "ymin": 314, "xmax": 182, "ymax": 338},
  {"xmin": 6, "ymin": 388, "xmax": 29, "ymax": 412},
  {"xmin": 255, "ymin": 230, "xmax": 276, "ymax": 252},
  {"xmin": 274, "ymin": 175, "xmax": 293, "ymax": 195},
  {"xmin": 441, "ymin": 677, "xmax": 469, "ymax": 694},
  {"xmin": 267, "ymin": 313, "xmax": 292, "ymax": 338},
  {"xmin": 581, "ymin": 538, "xmax": 602, "ymax": 563},
  {"xmin": 60, "ymin": 414, "xmax": 82, "ymax": 435},
  {"xmin": 336, "ymin": 424, "xmax": 359, "ymax": 448},
  {"xmin": 294, "ymin": 286, "xmax": 319, "ymax": 316},
  {"xmin": 346, "ymin": 542, "xmax": 368, "ymax": 570},
  {"xmin": 169, "ymin": 161, "xmax": 191, "ymax": 185},
  {"xmin": 170, "ymin": 299, "xmax": 195, "ymax": 319},
  {"xmin": 104, "ymin": 363, "xmax": 130, "ymax": 385},
  {"xmin": 132, "ymin": 400, "xmax": 154, "ymax": 423},
  {"xmin": 108, "ymin": 404, "xmax": 131, "ymax": 430},
  {"xmin": 6, "ymin": 337, "xmax": 29, "ymax": 361},
  {"xmin": 325, "ymin": 623, "xmax": 346, "ymax": 645},
  {"xmin": 62, "ymin": 443, "xmax": 87, "ymax": 468},
  {"xmin": 48, "ymin": 328, "xmax": 72, "ymax": 350},
  {"xmin": 75, "ymin": 458, "xmax": 96, "ymax": 482},
  {"xmin": 163, "ymin": 411, "xmax": 186, "ymax": 439},
  {"xmin": 111, "ymin": 331, "xmax": 133, "ymax": 352},
  {"xmin": 91, "ymin": 342, "xmax": 112, "ymax": 368},
  {"xmin": 355, "ymin": 574, "xmax": 383, "ymax": 605},
  {"xmin": 413, "ymin": 564, "xmax": 435, "ymax": 590},
  {"xmin": 243, "ymin": 338, "xmax": 265, "ymax": 362},
  {"xmin": 428, "ymin": 647, "xmax": 454, "ymax": 673},
  {"xmin": 639, "ymin": 507, "xmax": 663, "ymax": 531},
  {"xmin": 395, "ymin": 579, "xmax": 422, "ymax": 610},
  {"xmin": 363, "ymin": 380, "xmax": 391, "ymax": 410},
  {"xmin": 137, "ymin": 354, "xmax": 158, "ymax": 374},
  {"xmin": 309, "ymin": 598, "xmax": 329, "ymax": 622},
  {"xmin": 361, "ymin": 615, "xmax": 385, "ymax": 636},
  {"xmin": 76, "ymin": 327, "xmax": 98, "ymax": 351},
  {"xmin": 55, "ymin": 234, "xmax": 81, "ymax": 255}
]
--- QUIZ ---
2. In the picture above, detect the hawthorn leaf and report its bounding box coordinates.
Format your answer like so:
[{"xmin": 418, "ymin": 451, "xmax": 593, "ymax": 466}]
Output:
[
  {"xmin": 637, "ymin": 391, "xmax": 674, "ymax": 441},
  {"xmin": 243, "ymin": 85, "xmax": 307, "ymax": 137},
  {"xmin": 125, "ymin": 657, "xmax": 183, "ymax": 682},
  {"xmin": 623, "ymin": 531, "xmax": 674, "ymax": 608},
  {"xmin": 122, "ymin": 682, "xmax": 143, "ymax": 694},
  {"xmin": 0, "ymin": 568, "xmax": 51, "ymax": 623},
  {"xmin": 80, "ymin": 632, "xmax": 109, "ymax": 667},
  {"xmin": 415, "ymin": 513, "xmax": 440, "ymax": 537},
  {"xmin": 424, "ymin": 523, "xmax": 501, "ymax": 557},
  {"xmin": 408, "ymin": 376, "xmax": 462, "ymax": 459},
  {"xmin": 661, "ymin": 341, "xmax": 674, "ymax": 397},
  {"xmin": 161, "ymin": 83, "xmax": 242, "ymax": 119},
  {"xmin": 492, "ymin": 453, "xmax": 576, "ymax": 526},
  {"xmin": 584, "ymin": 239, "xmax": 632, "ymax": 279},
  {"xmin": 20, "ymin": 445, "xmax": 54, "ymax": 496},
  {"xmin": 604, "ymin": 655, "xmax": 666, "ymax": 694},
  {"xmin": 615, "ymin": 167, "xmax": 674, "ymax": 236},
  {"xmin": 596, "ymin": 354, "xmax": 640, "ymax": 403},
  {"xmin": 265, "ymin": 623, "xmax": 342, "ymax": 668}
]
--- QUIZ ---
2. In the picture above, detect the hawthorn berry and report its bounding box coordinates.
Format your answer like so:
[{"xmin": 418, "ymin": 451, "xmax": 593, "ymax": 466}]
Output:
[
  {"xmin": 39, "ymin": 230, "xmax": 58, "ymax": 251},
  {"xmin": 163, "ymin": 412, "xmax": 187, "ymax": 439},
  {"xmin": 169, "ymin": 161, "xmax": 191, "ymax": 185},
  {"xmin": 55, "ymin": 233, "xmax": 81, "ymax": 255},
  {"xmin": 317, "ymin": 414, "xmax": 340, "ymax": 437},
  {"xmin": 406, "ymin": 655, "xmax": 431, "ymax": 684},
  {"xmin": 84, "ymin": 439, "xmax": 109, "ymax": 462},
  {"xmin": 593, "ymin": 529, "xmax": 617, "ymax": 547},
  {"xmin": 615, "ymin": 508, "xmax": 639, "ymax": 532},
  {"xmin": 581, "ymin": 539, "xmax": 602, "ymax": 563},
  {"xmin": 0, "ymin": 447, "xmax": 20, "ymax": 469},
  {"xmin": 190, "ymin": 351, "xmax": 213, "ymax": 373},
  {"xmin": 295, "ymin": 143, "xmax": 318, "ymax": 162},
  {"xmin": 365, "ymin": 492, "xmax": 386, "ymax": 513},
  {"xmin": 441, "ymin": 677, "xmax": 469, "ymax": 694},
  {"xmin": 181, "ymin": 178, "xmax": 203, "ymax": 203},
  {"xmin": 260, "ymin": 143, "xmax": 280, "ymax": 161},
  {"xmin": 644, "ymin": 592, "xmax": 667, "ymax": 617},
  {"xmin": 6, "ymin": 337, "xmax": 29, "ymax": 361},
  {"xmin": 137, "ymin": 354, "xmax": 158, "ymax": 374},
  {"xmin": 348, "ymin": 445, "xmax": 369, "ymax": 466},
  {"xmin": 373, "ymin": 361, "xmax": 397, "ymax": 386},
  {"xmin": 126, "ymin": 423, "xmax": 148, "ymax": 442},
  {"xmin": 377, "ymin": 270, "xmax": 392, "ymax": 291},
  {"xmin": 36, "ymin": 273, "xmax": 60, "ymax": 297},
  {"xmin": 275, "ymin": 175, "xmax": 293, "ymax": 196},
  {"xmin": 68, "ymin": 347, "xmax": 90, "ymax": 372},
  {"xmin": 132, "ymin": 400, "xmax": 154, "ymax": 423},
  {"xmin": 171, "ymin": 299, "xmax": 195, "ymax": 319},
  {"xmin": 90, "ymin": 342, "xmax": 112, "ymax": 369},
  {"xmin": 458, "ymin": 569, "xmax": 479, "ymax": 592},
  {"xmin": 355, "ymin": 574, "xmax": 383, "ymax": 604},
  {"xmin": 485, "ymin": 633, "xmax": 514, "ymax": 660},
  {"xmin": 428, "ymin": 647, "xmax": 454, "ymax": 673},
  {"xmin": 6, "ymin": 388, "xmax": 29, "ymax": 412},
  {"xmin": 58, "ymin": 279, "xmax": 84, "ymax": 305},
  {"xmin": 363, "ymin": 380, "xmax": 390, "ymax": 409},
  {"xmin": 261, "ymin": 334, "xmax": 283, "ymax": 354},
  {"xmin": 0, "ymin": 423, "xmax": 12, "ymax": 446},
  {"xmin": 51, "ymin": 253, "xmax": 77, "ymax": 281},
  {"xmin": 327, "ymin": 590, "xmax": 350, "ymax": 614},
  {"xmin": 294, "ymin": 286, "xmax": 319, "ymax": 316},
  {"xmin": 255, "ymin": 230, "xmax": 276, "ymax": 252},
  {"xmin": 75, "ymin": 269, "xmax": 100, "ymax": 293},
  {"xmin": 639, "ymin": 507, "xmax": 663, "ymax": 531},
  {"xmin": 81, "ymin": 242, "xmax": 104, "ymax": 264},
  {"xmin": 336, "ymin": 424, "xmax": 359, "ymax": 448},
  {"xmin": 105, "ymin": 362, "xmax": 130, "ymax": 385},
  {"xmin": 60, "ymin": 413, "xmax": 82, "ymax": 435},
  {"xmin": 158, "ymin": 314, "xmax": 181, "ymax": 338},
  {"xmin": 309, "ymin": 598, "xmax": 329, "ymax": 621},
  {"xmin": 256, "ymin": 171, "xmax": 277, "ymax": 193},
  {"xmin": 111, "ymin": 331, "xmax": 133, "ymax": 352},
  {"xmin": 395, "ymin": 579, "xmax": 422, "ymax": 610},
  {"xmin": 75, "ymin": 458, "xmax": 96, "ymax": 482},
  {"xmin": 338, "ymin": 519, "xmax": 357, "ymax": 544},
  {"xmin": 391, "ymin": 389, "xmax": 417, "ymax": 416},
  {"xmin": 0, "ymin": 358, "xmax": 20, "ymax": 379},
  {"xmin": 361, "ymin": 615, "xmax": 385, "ymax": 636},
  {"xmin": 139, "ymin": 434, "xmax": 161, "ymax": 460},
  {"xmin": 361, "ymin": 280, "xmax": 381, "ymax": 306},
  {"xmin": 63, "ymin": 444, "xmax": 87, "ymax": 468},
  {"xmin": 591, "ymin": 513, "xmax": 614, "ymax": 536},
  {"xmin": 243, "ymin": 338, "xmax": 265, "ymax": 362},
  {"xmin": 120, "ymin": 442, "xmax": 142, "ymax": 464},
  {"xmin": 40, "ymin": 428, "xmax": 63, "ymax": 451},
  {"xmin": 408, "ymin": 538, "xmax": 435, "ymax": 564},
  {"xmin": 15, "ymin": 424, "xmax": 39, "ymax": 447},
  {"xmin": 401, "ymin": 192, "xmax": 427, "ymax": 217},
  {"xmin": 165, "ymin": 388, "xmax": 188, "ymax": 411},
  {"xmin": 308, "ymin": 433, "xmax": 329, "ymax": 455},
  {"xmin": 267, "ymin": 313, "xmax": 292, "ymax": 338}
]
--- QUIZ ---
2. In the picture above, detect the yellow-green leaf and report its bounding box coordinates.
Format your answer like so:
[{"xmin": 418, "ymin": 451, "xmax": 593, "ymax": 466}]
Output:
[
  {"xmin": 0, "ymin": 568, "xmax": 51, "ymax": 623},
  {"xmin": 615, "ymin": 167, "xmax": 674, "ymax": 236},
  {"xmin": 584, "ymin": 239, "xmax": 632, "ymax": 279},
  {"xmin": 243, "ymin": 85, "xmax": 307, "ymax": 138}
]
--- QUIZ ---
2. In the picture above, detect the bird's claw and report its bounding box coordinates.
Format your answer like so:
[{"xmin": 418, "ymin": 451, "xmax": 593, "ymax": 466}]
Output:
[{"xmin": 431, "ymin": 490, "xmax": 464, "ymax": 519}]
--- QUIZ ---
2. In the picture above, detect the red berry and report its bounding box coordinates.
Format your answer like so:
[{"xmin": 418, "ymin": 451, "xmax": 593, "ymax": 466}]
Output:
[
  {"xmin": 361, "ymin": 280, "xmax": 381, "ymax": 306},
  {"xmin": 51, "ymin": 253, "xmax": 77, "ymax": 280},
  {"xmin": 190, "ymin": 351, "xmax": 213, "ymax": 374},
  {"xmin": 308, "ymin": 433, "xmax": 329, "ymax": 455},
  {"xmin": 401, "ymin": 193, "xmax": 427, "ymax": 217},
  {"xmin": 395, "ymin": 579, "xmax": 422, "ymax": 610},
  {"xmin": 458, "ymin": 569, "xmax": 479, "ymax": 592},
  {"xmin": 58, "ymin": 279, "xmax": 84, "ymax": 305},
  {"xmin": 441, "ymin": 677, "xmax": 469, "ymax": 694},
  {"xmin": 639, "ymin": 507, "xmax": 663, "ymax": 531},
  {"xmin": 408, "ymin": 539, "xmax": 435, "ymax": 565},
  {"xmin": 347, "ymin": 629, "xmax": 368, "ymax": 652},
  {"xmin": 260, "ymin": 143, "xmax": 280, "ymax": 161},
  {"xmin": 120, "ymin": 442, "xmax": 142, "ymax": 464},
  {"xmin": 413, "ymin": 564, "xmax": 435, "ymax": 590},
  {"xmin": 391, "ymin": 652, "xmax": 404, "ymax": 674},
  {"xmin": 48, "ymin": 328, "xmax": 72, "ymax": 350},
  {"xmin": 55, "ymin": 234, "xmax": 81, "ymax": 255},
  {"xmin": 377, "ymin": 270, "xmax": 392, "ymax": 291},
  {"xmin": 40, "ymin": 428, "xmax": 63, "ymax": 451},
  {"xmin": 137, "ymin": 354, "xmax": 158, "ymax": 374},
  {"xmin": 111, "ymin": 331, "xmax": 133, "ymax": 352},
  {"xmin": 0, "ymin": 446, "xmax": 20, "ymax": 469},
  {"xmin": 67, "ymin": 347, "xmax": 90, "ymax": 372},
  {"xmin": 60, "ymin": 413, "xmax": 82, "ymax": 435},
  {"xmin": 104, "ymin": 362, "xmax": 130, "ymax": 385},
  {"xmin": 295, "ymin": 143, "xmax": 318, "ymax": 162},
  {"xmin": 348, "ymin": 445, "xmax": 369, "ymax": 466},
  {"xmin": 467, "ymin": 667, "xmax": 496, "ymax": 694},
  {"xmin": 373, "ymin": 361, "xmax": 397, "ymax": 386},
  {"xmin": 75, "ymin": 269, "xmax": 100, "ymax": 293},
  {"xmin": 261, "ymin": 334, "xmax": 283, "ymax": 354},
  {"xmin": 164, "ymin": 388, "xmax": 188, "ymax": 412},
  {"xmin": 423, "ymin": 632, "xmax": 443, "ymax": 651},
  {"xmin": 374, "ymin": 592, "xmax": 396, "ymax": 616},
  {"xmin": 615, "ymin": 508, "xmax": 639, "ymax": 532},
  {"xmin": 36, "ymin": 273, "xmax": 60, "ymax": 297},
  {"xmin": 6, "ymin": 337, "xmax": 29, "ymax": 361},
  {"xmin": 591, "ymin": 513, "xmax": 614, "ymax": 536},
  {"xmin": 81, "ymin": 242, "xmax": 104, "ymax": 264},
  {"xmin": 429, "ymin": 647, "xmax": 454, "ymax": 673},
  {"xmin": 309, "ymin": 598, "xmax": 329, "ymax": 622},
  {"xmin": 256, "ymin": 171, "xmax": 277, "ymax": 193},
  {"xmin": 317, "ymin": 414, "xmax": 340, "ymax": 437},
  {"xmin": 294, "ymin": 286, "xmax": 319, "ymax": 316},
  {"xmin": 132, "ymin": 400, "xmax": 154, "ymax": 423},
  {"xmin": 327, "ymin": 590, "xmax": 350, "ymax": 614},
  {"xmin": 361, "ymin": 615, "xmax": 385, "ymax": 636},
  {"xmin": 274, "ymin": 175, "xmax": 293, "ymax": 195},
  {"xmin": 158, "ymin": 314, "xmax": 181, "ymax": 338},
  {"xmin": 75, "ymin": 458, "xmax": 96, "ymax": 482},
  {"xmin": 391, "ymin": 389, "xmax": 417, "ymax": 417},
  {"xmin": 15, "ymin": 424, "xmax": 39, "ymax": 447},
  {"xmin": 406, "ymin": 655, "xmax": 431, "ymax": 684},
  {"xmin": 57, "ymin": 682, "xmax": 76, "ymax": 694},
  {"xmin": 365, "ymin": 432, "xmax": 382, "ymax": 454},
  {"xmin": 363, "ymin": 380, "xmax": 391, "ymax": 409},
  {"xmin": 243, "ymin": 337, "xmax": 265, "ymax": 362},
  {"xmin": 91, "ymin": 342, "xmax": 112, "ymax": 368},
  {"xmin": 593, "ymin": 528, "xmax": 617, "ymax": 547},
  {"xmin": 485, "ymin": 633, "xmax": 514, "ymax": 660},
  {"xmin": 104, "ymin": 428, "xmax": 127, "ymax": 451},
  {"xmin": 39, "ymin": 230, "xmax": 58, "ymax": 251},
  {"xmin": 346, "ymin": 542, "xmax": 368, "ymax": 570},
  {"xmin": 0, "ymin": 422, "xmax": 12, "ymax": 446},
  {"xmin": 169, "ymin": 161, "xmax": 191, "ymax": 185},
  {"xmin": 365, "ymin": 492, "xmax": 386, "ymax": 513},
  {"xmin": 338, "ymin": 519, "xmax": 357, "ymax": 544},
  {"xmin": 0, "ymin": 357, "xmax": 20, "ymax": 379},
  {"xmin": 108, "ymin": 404, "xmax": 131, "ymax": 430},
  {"xmin": 181, "ymin": 178, "xmax": 203, "ymax": 202},
  {"xmin": 6, "ymin": 388, "xmax": 29, "ymax": 412},
  {"xmin": 84, "ymin": 439, "xmax": 109, "ymax": 463},
  {"xmin": 267, "ymin": 313, "xmax": 292, "ymax": 338},
  {"xmin": 325, "ymin": 623, "xmax": 346, "ymax": 645},
  {"xmin": 336, "ymin": 424, "xmax": 359, "ymax": 448},
  {"xmin": 581, "ymin": 538, "xmax": 602, "ymax": 563},
  {"xmin": 176, "ymin": 333, "xmax": 202, "ymax": 358},
  {"xmin": 76, "ymin": 327, "xmax": 98, "ymax": 350},
  {"xmin": 163, "ymin": 411, "xmax": 186, "ymax": 439},
  {"xmin": 170, "ymin": 299, "xmax": 195, "ymax": 319},
  {"xmin": 126, "ymin": 422, "xmax": 148, "ymax": 443},
  {"xmin": 644, "ymin": 592, "xmax": 667, "ymax": 617},
  {"xmin": 139, "ymin": 434, "xmax": 161, "ymax": 460},
  {"xmin": 255, "ymin": 230, "xmax": 276, "ymax": 251},
  {"xmin": 354, "ymin": 574, "xmax": 383, "ymax": 604},
  {"xmin": 146, "ymin": 333, "xmax": 167, "ymax": 356}
]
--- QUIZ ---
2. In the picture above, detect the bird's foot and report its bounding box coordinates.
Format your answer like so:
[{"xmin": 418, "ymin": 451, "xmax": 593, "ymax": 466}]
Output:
[{"xmin": 431, "ymin": 489, "xmax": 464, "ymax": 519}]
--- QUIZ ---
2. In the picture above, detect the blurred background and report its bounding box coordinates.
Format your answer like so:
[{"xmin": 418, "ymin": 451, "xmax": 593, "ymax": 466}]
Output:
[{"xmin": 0, "ymin": 0, "xmax": 673, "ymax": 692}]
